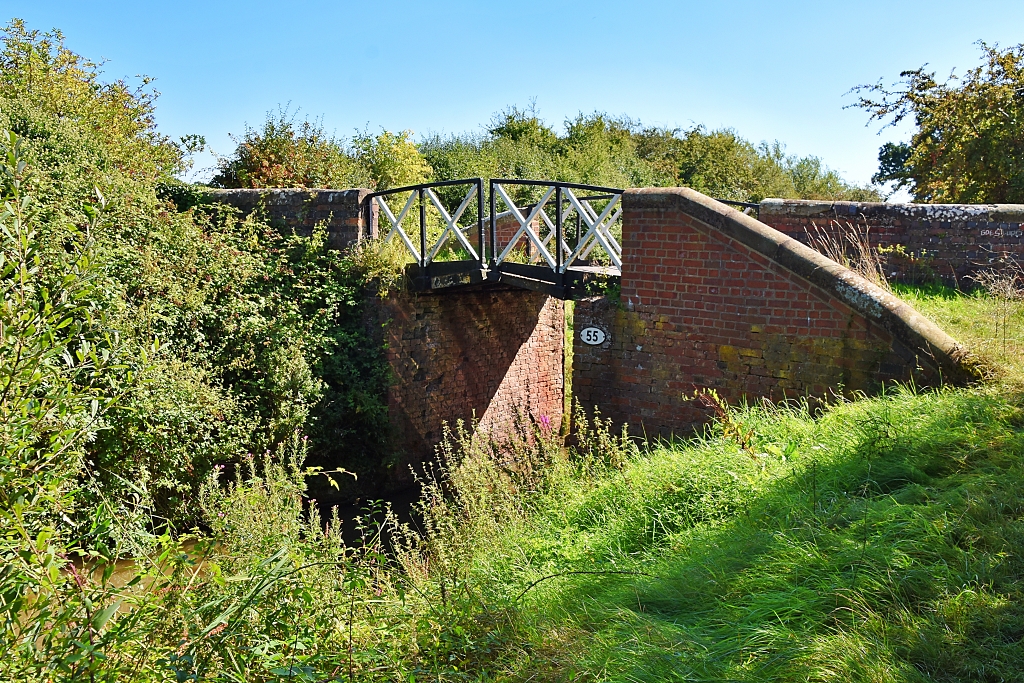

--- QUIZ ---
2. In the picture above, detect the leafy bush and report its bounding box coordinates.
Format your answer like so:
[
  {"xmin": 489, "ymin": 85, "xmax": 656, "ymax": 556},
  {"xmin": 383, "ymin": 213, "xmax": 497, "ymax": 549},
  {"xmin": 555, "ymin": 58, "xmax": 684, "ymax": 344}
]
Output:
[
  {"xmin": 0, "ymin": 21, "xmax": 393, "ymax": 537},
  {"xmin": 351, "ymin": 128, "xmax": 432, "ymax": 190},
  {"xmin": 420, "ymin": 106, "xmax": 880, "ymax": 203},
  {"xmin": 0, "ymin": 129, "xmax": 156, "ymax": 681},
  {"xmin": 210, "ymin": 108, "xmax": 367, "ymax": 189},
  {"xmin": 214, "ymin": 101, "xmax": 880, "ymax": 204},
  {"xmin": 212, "ymin": 109, "xmax": 434, "ymax": 192}
]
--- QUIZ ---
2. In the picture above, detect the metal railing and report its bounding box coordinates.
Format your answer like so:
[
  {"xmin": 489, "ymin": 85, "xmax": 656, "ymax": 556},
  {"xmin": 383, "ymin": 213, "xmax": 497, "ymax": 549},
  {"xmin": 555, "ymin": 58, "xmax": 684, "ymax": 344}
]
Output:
[
  {"xmin": 368, "ymin": 178, "xmax": 485, "ymax": 268},
  {"xmin": 489, "ymin": 179, "xmax": 623, "ymax": 273},
  {"xmin": 715, "ymin": 198, "xmax": 760, "ymax": 218},
  {"xmin": 368, "ymin": 179, "xmax": 758, "ymax": 278}
]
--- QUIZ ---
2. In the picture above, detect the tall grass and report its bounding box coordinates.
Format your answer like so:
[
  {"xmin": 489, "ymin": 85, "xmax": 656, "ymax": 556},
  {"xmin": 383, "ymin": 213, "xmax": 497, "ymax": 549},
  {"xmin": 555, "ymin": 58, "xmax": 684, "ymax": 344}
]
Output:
[
  {"xmin": 9, "ymin": 387, "xmax": 1024, "ymax": 680},
  {"xmin": 895, "ymin": 282, "xmax": 1024, "ymax": 388},
  {"xmin": 7, "ymin": 233, "xmax": 1024, "ymax": 682},
  {"xmin": 454, "ymin": 388, "xmax": 1024, "ymax": 681}
]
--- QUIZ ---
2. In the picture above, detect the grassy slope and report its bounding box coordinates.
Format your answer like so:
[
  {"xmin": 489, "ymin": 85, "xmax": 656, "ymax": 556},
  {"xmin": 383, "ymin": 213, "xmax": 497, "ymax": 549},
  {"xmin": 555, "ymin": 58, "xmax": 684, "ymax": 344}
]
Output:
[
  {"xmin": 894, "ymin": 283, "xmax": 1024, "ymax": 389},
  {"xmin": 461, "ymin": 287, "xmax": 1024, "ymax": 682}
]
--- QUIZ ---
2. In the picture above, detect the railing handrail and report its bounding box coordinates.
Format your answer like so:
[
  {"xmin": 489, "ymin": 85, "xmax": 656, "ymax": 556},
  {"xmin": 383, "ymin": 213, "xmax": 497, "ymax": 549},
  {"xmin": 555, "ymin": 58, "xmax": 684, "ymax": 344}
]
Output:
[
  {"xmin": 366, "ymin": 177, "xmax": 485, "ymax": 199},
  {"xmin": 489, "ymin": 178, "xmax": 624, "ymax": 194},
  {"xmin": 369, "ymin": 178, "xmax": 763, "ymax": 270},
  {"xmin": 370, "ymin": 178, "xmax": 484, "ymax": 268},
  {"xmin": 488, "ymin": 179, "xmax": 624, "ymax": 273}
]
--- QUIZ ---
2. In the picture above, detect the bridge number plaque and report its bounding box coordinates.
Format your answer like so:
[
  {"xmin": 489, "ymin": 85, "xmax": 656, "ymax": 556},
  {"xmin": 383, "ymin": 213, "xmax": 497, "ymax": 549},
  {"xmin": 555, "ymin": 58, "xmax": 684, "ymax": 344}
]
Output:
[{"xmin": 580, "ymin": 327, "xmax": 607, "ymax": 345}]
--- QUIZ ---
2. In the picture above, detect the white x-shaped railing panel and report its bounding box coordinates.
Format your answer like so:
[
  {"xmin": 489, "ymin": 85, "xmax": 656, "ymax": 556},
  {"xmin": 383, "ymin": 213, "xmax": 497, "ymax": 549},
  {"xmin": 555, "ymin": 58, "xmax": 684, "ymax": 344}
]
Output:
[
  {"xmin": 563, "ymin": 189, "xmax": 622, "ymax": 271},
  {"xmin": 376, "ymin": 184, "xmax": 481, "ymax": 265},
  {"xmin": 377, "ymin": 191, "xmax": 421, "ymax": 263},
  {"xmin": 492, "ymin": 183, "xmax": 623, "ymax": 272},
  {"xmin": 377, "ymin": 180, "xmax": 623, "ymax": 272},
  {"xmin": 493, "ymin": 183, "xmax": 558, "ymax": 269},
  {"xmin": 424, "ymin": 185, "xmax": 479, "ymax": 264}
]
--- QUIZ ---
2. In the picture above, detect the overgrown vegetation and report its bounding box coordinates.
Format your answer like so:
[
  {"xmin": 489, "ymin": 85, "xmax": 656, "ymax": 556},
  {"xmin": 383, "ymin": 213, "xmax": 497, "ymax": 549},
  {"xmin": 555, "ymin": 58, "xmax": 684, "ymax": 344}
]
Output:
[
  {"xmin": 213, "ymin": 102, "xmax": 879, "ymax": 202},
  {"xmin": 896, "ymin": 279, "xmax": 1024, "ymax": 389},
  {"xmin": 804, "ymin": 219, "xmax": 891, "ymax": 292},
  {"xmin": 0, "ymin": 20, "xmax": 393, "ymax": 543}
]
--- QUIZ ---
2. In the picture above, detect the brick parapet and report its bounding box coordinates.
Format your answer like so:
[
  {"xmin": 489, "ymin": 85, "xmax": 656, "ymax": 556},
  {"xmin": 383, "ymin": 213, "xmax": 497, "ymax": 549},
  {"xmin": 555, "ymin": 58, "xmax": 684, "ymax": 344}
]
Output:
[
  {"xmin": 758, "ymin": 198, "xmax": 1024, "ymax": 285},
  {"xmin": 573, "ymin": 188, "xmax": 977, "ymax": 440},
  {"xmin": 208, "ymin": 188, "xmax": 377, "ymax": 249}
]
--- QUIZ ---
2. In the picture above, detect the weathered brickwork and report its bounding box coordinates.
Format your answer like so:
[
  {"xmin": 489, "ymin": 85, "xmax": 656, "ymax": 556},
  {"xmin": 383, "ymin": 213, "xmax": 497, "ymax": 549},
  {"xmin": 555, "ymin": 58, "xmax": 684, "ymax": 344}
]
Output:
[
  {"xmin": 372, "ymin": 285, "xmax": 564, "ymax": 476},
  {"xmin": 204, "ymin": 186, "xmax": 976, "ymax": 466},
  {"xmin": 492, "ymin": 212, "xmax": 541, "ymax": 260},
  {"xmin": 573, "ymin": 188, "xmax": 971, "ymax": 439},
  {"xmin": 759, "ymin": 199, "xmax": 1024, "ymax": 285},
  {"xmin": 209, "ymin": 188, "xmax": 377, "ymax": 249}
]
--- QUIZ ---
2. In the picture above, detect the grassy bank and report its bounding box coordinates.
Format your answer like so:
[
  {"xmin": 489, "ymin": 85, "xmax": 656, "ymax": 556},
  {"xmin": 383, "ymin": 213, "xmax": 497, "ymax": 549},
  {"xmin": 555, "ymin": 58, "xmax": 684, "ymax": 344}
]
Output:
[
  {"xmin": 460, "ymin": 387, "xmax": 1024, "ymax": 680},
  {"xmin": 7, "ymin": 268, "xmax": 1024, "ymax": 680},
  {"xmin": 895, "ymin": 283, "xmax": 1024, "ymax": 388}
]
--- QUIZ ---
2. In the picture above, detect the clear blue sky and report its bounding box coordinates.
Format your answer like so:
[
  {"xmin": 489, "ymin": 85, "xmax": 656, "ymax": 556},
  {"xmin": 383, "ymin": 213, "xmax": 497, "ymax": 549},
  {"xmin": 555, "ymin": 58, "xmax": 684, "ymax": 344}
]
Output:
[{"xmin": 5, "ymin": 1, "xmax": 1023, "ymax": 191}]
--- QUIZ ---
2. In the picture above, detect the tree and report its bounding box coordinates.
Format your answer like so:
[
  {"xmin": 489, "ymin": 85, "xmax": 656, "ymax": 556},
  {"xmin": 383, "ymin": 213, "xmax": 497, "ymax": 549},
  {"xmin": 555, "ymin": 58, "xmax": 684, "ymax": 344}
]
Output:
[
  {"xmin": 351, "ymin": 129, "xmax": 432, "ymax": 190},
  {"xmin": 854, "ymin": 42, "xmax": 1024, "ymax": 203}
]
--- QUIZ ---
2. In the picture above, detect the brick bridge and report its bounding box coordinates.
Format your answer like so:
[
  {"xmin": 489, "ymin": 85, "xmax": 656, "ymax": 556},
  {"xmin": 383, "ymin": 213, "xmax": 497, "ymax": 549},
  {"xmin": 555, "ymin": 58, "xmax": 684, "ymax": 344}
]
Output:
[{"xmin": 214, "ymin": 182, "xmax": 985, "ymax": 474}]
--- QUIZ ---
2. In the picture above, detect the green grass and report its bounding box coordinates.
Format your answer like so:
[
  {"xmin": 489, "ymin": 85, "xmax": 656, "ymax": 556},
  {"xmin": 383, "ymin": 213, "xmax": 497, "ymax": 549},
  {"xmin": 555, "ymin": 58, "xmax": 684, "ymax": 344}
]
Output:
[
  {"xmin": 461, "ymin": 387, "xmax": 1024, "ymax": 681},
  {"xmin": 895, "ymin": 283, "xmax": 1024, "ymax": 387},
  {"xmin": 12, "ymin": 284, "xmax": 1023, "ymax": 682}
]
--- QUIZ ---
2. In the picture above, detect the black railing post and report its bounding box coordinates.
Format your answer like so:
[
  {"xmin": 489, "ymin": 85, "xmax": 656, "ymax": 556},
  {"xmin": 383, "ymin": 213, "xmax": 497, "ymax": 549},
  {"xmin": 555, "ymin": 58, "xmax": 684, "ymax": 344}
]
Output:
[
  {"xmin": 418, "ymin": 187, "xmax": 426, "ymax": 269},
  {"xmin": 489, "ymin": 179, "xmax": 497, "ymax": 267},
  {"xmin": 363, "ymin": 195, "xmax": 371, "ymax": 241},
  {"xmin": 555, "ymin": 185, "xmax": 563, "ymax": 276},
  {"xmin": 476, "ymin": 178, "xmax": 484, "ymax": 267}
]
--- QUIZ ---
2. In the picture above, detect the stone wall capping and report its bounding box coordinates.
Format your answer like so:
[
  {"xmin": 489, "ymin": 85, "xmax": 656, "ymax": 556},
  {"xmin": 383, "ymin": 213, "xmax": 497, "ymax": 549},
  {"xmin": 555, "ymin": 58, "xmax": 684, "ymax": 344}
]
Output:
[
  {"xmin": 757, "ymin": 198, "xmax": 1024, "ymax": 288},
  {"xmin": 758, "ymin": 196, "xmax": 1024, "ymax": 224}
]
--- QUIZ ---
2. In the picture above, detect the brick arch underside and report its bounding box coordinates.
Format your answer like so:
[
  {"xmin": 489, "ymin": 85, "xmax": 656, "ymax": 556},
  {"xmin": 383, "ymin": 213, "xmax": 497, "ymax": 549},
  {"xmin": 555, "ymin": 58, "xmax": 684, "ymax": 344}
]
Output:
[
  {"xmin": 573, "ymin": 206, "xmax": 937, "ymax": 439},
  {"xmin": 376, "ymin": 286, "xmax": 564, "ymax": 480}
]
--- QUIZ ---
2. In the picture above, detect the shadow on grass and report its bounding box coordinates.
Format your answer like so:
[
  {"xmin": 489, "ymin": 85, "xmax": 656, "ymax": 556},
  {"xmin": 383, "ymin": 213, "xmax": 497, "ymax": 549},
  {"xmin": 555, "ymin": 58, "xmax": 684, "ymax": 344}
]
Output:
[{"xmin": 499, "ymin": 388, "xmax": 1024, "ymax": 682}]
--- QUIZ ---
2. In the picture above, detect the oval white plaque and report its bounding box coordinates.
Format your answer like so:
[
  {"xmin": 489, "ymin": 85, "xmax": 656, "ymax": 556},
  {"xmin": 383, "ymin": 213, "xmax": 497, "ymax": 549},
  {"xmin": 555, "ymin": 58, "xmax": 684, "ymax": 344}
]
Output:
[{"xmin": 580, "ymin": 327, "xmax": 607, "ymax": 345}]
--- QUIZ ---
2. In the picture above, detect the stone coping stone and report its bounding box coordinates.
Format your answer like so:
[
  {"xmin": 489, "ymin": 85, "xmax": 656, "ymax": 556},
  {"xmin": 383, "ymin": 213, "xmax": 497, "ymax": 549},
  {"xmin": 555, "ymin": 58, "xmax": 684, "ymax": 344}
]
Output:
[{"xmin": 759, "ymin": 197, "xmax": 1024, "ymax": 224}]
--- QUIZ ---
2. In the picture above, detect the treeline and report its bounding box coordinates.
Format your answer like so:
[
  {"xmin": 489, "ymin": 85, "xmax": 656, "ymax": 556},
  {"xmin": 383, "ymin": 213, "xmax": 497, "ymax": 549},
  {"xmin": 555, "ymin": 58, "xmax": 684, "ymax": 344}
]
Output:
[
  {"xmin": 211, "ymin": 105, "xmax": 881, "ymax": 202},
  {"xmin": 214, "ymin": 40, "xmax": 1024, "ymax": 206}
]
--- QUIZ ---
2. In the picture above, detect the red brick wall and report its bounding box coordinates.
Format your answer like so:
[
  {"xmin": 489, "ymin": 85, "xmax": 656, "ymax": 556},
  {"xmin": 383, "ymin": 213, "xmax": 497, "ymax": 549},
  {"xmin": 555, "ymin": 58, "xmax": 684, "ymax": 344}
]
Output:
[
  {"xmin": 573, "ymin": 189, "xmax": 969, "ymax": 439},
  {"xmin": 373, "ymin": 285, "xmax": 564, "ymax": 478},
  {"xmin": 210, "ymin": 188, "xmax": 377, "ymax": 249},
  {"xmin": 758, "ymin": 199, "xmax": 1024, "ymax": 286}
]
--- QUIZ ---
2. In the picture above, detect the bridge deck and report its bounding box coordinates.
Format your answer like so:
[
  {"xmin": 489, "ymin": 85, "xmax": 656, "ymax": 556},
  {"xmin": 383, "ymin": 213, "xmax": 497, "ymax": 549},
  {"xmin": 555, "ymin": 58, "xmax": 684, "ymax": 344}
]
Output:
[{"xmin": 407, "ymin": 261, "xmax": 619, "ymax": 300}]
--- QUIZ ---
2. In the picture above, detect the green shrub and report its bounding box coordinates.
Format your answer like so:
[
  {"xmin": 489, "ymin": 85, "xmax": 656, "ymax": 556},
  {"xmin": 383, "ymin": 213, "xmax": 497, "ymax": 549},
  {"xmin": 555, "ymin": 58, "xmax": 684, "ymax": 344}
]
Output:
[
  {"xmin": 210, "ymin": 108, "xmax": 367, "ymax": 189},
  {"xmin": 351, "ymin": 128, "xmax": 432, "ymax": 190},
  {"xmin": 420, "ymin": 106, "xmax": 880, "ymax": 203},
  {"xmin": 855, "ymin": 42, "xmax": 1024, "ymax": 203},
  {"xmin": 0, "ymin": 21, "xmax": 393, "ymax": 537}
]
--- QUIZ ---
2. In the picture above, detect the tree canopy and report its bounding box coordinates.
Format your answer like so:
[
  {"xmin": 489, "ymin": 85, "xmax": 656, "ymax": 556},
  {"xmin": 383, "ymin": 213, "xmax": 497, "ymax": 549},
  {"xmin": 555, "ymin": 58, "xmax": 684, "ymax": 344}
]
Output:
[
  {"xmin": 855, "ymin": 42, "xmax": 1024, "ymax": 203},
  {"xmin": 213, "ymin": 103, "xmax": 879, "ymax": 202}
]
